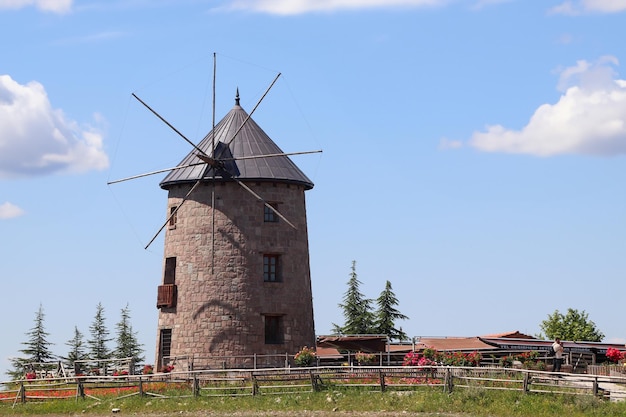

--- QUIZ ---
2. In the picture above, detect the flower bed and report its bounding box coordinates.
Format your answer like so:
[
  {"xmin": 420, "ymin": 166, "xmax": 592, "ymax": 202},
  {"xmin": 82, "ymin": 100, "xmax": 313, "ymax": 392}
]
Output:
[
  {"xmin": 403, "ymin": 348, "xmax": 482, "ymax": 367},
  {"xmin": 294, "ymin": 346, "xmax": 316, "ymax": 366}
]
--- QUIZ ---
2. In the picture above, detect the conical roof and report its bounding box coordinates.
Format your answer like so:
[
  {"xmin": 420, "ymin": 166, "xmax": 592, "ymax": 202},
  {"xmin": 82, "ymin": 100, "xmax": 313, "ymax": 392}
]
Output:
[{"xmin": 160, "ymin": 93, "xmax": 314, "ymax": 190}]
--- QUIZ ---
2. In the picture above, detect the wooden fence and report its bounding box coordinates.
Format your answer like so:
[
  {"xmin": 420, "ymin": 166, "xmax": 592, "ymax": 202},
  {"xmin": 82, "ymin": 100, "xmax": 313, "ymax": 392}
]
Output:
[
  {"xmin": 588, "ymin": 364, "xmax": 626, "ymax": 377},
  {"xmin": 2, "ymin": 366, "xmax": 626, "ymax": 407}
]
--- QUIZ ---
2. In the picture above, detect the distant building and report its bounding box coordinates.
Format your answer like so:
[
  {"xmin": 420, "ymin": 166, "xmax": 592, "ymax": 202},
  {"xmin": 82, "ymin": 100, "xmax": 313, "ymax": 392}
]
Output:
[{"xmin": 317, "ymin": 331, "xmax": 626, "ymax": 373}]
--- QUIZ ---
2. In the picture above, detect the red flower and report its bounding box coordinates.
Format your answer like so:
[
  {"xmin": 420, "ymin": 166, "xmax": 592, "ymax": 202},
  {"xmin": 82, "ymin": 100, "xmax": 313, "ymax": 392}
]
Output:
[{"xmin": 606, "ymin": 347, "xmax": 624, "ymax": 363}]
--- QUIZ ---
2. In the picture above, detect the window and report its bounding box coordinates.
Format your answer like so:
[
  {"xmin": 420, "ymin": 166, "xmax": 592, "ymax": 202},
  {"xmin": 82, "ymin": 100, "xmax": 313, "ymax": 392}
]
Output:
[
  {"xmin": 264, "ymin": 202, "xmax": 280, "ymax": 223},
  {"xmin": 158, "ymin": 328, "xmax": 172, "ymax": 370},
  {"xmin": 168, "ymin": 206, "xmax": 177, "ymax": 228},
  {"xmin": 263, "ymin": 254, "xmax": 280, "ymax": 282},
  {"xmin": 164, "ymin": 257, "xmax": 176, "ymax": 285},
  {"xmin": 264, "ymin": 315, "xmax": 283, "ymax": 344}
]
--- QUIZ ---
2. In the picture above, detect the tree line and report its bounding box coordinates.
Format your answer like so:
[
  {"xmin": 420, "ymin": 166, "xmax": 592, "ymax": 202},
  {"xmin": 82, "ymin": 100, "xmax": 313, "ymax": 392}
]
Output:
[{"xmin": 8, "ymin": 302, "xmax": 144, "ymax": 379}]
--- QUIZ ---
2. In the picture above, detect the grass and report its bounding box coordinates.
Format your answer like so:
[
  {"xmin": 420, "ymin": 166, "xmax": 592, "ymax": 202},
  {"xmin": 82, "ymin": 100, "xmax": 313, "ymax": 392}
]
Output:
[{"xmin": 2, "ymin": 386, "xmax": 626, "ymax": 416}]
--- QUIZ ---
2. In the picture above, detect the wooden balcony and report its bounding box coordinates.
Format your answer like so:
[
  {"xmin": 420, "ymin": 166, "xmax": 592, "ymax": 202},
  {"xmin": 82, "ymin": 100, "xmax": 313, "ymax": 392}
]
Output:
[{"xmin": 157, "ymin": 284, "xmax": 177, "ymax": 309}]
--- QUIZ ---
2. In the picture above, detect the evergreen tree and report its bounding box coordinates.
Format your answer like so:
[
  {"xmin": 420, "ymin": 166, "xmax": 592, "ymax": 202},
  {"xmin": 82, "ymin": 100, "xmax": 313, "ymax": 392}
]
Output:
[
  {"xmin": 374, "ymin": 280, "xmax": 409, "ymax": 341},
  {"xmin": 21, "ymin": 303, "xmax": 55, "ymax": 363},
  {"xmin": 114, "ymin": 304, "xmax": 145, "ymax": 372},
  {"xmin": 333, "ymin": 261, "xmax": 375, "ymax": 335},
  {"xmin": 88, "ymin": 302, "xmax": 112, "ymax": 362},
  {"xmin": 62, "ymin": 326, "xmax": 88, "ymax": 374},
  {"xmin": 7, "ymin": 304, "xmax": 55, "ymax": 379},
  {"xmin": 539, "ymin": 308, "xmax": 604, "ymax": 342}
]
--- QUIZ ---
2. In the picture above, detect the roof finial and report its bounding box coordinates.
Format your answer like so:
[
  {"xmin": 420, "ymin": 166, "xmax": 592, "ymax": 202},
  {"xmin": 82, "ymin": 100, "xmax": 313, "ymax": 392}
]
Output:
[{"xmin": 235, "ymin": 88, "xmax": 240, "ymax": 106}]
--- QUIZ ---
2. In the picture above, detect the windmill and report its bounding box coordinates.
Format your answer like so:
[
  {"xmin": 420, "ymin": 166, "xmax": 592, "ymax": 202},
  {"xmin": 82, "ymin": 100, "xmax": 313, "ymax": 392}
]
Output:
[{"xmin": 109, "ymin": 59, "xmax": 321, "ymax": 370}]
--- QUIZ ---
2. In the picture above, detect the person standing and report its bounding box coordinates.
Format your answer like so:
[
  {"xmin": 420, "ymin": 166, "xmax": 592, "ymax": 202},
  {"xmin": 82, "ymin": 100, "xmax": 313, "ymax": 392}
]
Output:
[{"xmin": 552, "ymin": 338, "xmax": 564, "ymax": 372}]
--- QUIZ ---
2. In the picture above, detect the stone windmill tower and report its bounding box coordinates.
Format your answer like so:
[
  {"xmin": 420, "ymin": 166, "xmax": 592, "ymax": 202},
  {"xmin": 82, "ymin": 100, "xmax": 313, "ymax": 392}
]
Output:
[{"xmin": 154, "ymin": 90, "xmax": 316, "ymax": 370}]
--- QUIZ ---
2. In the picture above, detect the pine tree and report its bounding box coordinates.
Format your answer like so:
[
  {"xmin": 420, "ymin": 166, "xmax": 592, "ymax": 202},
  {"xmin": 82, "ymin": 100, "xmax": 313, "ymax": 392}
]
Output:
[
  {"xmin": 374, "ymin": 280, "xmax": 409, "ymax": 341},
  {"xmin": 88, "ymin": 302, "xmax": 112, "ymax": 362},
  {"xmin": 334, "ymin": 261, "xmax": 375, "ymax": 335},
  {"xmin": 8, "ymin": 304, "xmax": 55, "ymax": 379},
  {"xmin": 21, "ymin": 303, "xmax": 55, "ymax": 363},
  {"xmin": 62, "ymin": 326, "xmax": 88, "ymax": 374},
  {"xmin": 114, "ymin": 304, "xmax": 145, "ymax": 373}
]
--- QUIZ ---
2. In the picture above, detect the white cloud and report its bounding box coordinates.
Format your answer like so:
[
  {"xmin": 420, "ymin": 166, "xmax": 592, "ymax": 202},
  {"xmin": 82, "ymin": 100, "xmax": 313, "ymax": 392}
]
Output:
[
  {"xmin": 469, "ymin": 57, "xmax": 626, "ymax": 157},
  {"xmin": 471, "ymin": 0, "xmax": 513, "ymax": 11},
  {"xmin": 0, "ymin": 0, "xmax": 72, "ymax": 13},
  {"xmin": 555, "ymin": 55, "xmax": 618, "ymax": 92},
  {"xmin": 549, "ymin": 1, "xmax": 579, "ymax": 14},
  {"xmin": 224, "ymin": 0, "xmax": 447, "ymax": 15},
  {"xmin": 550, "ymin": 0, "xmax": 626, "ymax": 15},
  {"xmin": 0, "ymin": 202, "xmax": 24, "ymax": 219},
  {"xmin": 439, "ymin": 137, "xmax": 463, "ymax": 150},
  {"xmin": 0, "ymin": 75, "xmax": 109, "ymax": 179}
]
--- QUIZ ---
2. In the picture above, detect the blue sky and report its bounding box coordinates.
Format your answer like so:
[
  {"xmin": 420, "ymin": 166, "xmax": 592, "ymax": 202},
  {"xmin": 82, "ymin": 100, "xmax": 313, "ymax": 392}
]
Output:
[{"xmin": 2, "ymin": 0, "xmax": 626, "ymax": 376}]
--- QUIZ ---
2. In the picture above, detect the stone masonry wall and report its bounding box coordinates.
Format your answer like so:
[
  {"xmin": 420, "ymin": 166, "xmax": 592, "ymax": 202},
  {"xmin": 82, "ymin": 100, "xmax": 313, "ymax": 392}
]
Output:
[{"xmin": 155, "ymin": 180, "xmax": 315, "ymax": 367}]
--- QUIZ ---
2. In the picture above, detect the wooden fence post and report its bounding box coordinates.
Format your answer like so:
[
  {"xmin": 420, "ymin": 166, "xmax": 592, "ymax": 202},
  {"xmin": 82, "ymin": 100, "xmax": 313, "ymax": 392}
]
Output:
[
  {"xmin": 379, "ymin": 369, "xmax": 386, "ymax": 392},
  {"xmin": 252, "ymin": 374, "xmax": 259, "ymax": 396},
  {"xmin": 309, "ymin": 370, "xmax": 319, "ymax": 392},
  {"xmin": 77, "ymin": 380, "xmax": 85, "ymax": 399},
  {"xmin": 523, "ymin": 372, "xmax": 529, "ymax": 393},
  {"xmin": 593, "ymin": 377, "xmax": 599, "ymax": 397},
  {"xmin": 138, "ymin": 377, "xmax": 144, "ymax": 397},
  {"xmin": 444, "ymin": 368, "xmax": 453, "ymax": 393},
  {"xmin": 193, "ymin": 374, "xmax": 200, "ymax": 397},
  {"xmin": 19, "ymin": 381, "xmax": 26, "ymax": 403}
]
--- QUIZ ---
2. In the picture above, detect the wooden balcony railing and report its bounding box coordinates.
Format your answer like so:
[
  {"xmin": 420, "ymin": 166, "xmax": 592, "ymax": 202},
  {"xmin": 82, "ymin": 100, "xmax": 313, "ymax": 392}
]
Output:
[{"xmin": 157, "ymin": 284, "xmax": 177, "ymax": 308}]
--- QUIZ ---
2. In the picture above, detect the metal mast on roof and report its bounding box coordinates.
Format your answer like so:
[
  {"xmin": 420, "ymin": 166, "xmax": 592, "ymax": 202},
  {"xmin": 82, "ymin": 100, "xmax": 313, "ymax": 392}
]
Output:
[{"xmin": 210, "ymin": 53, "xmax": 216, "ymax": 274}]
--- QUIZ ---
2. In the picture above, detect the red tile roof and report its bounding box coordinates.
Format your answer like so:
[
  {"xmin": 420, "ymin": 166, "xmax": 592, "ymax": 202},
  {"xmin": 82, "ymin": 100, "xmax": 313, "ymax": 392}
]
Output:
[{"xmin": 416, "ymin": 337, "xmax": 497, "ymax": 352}]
